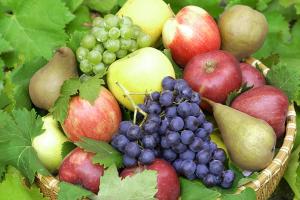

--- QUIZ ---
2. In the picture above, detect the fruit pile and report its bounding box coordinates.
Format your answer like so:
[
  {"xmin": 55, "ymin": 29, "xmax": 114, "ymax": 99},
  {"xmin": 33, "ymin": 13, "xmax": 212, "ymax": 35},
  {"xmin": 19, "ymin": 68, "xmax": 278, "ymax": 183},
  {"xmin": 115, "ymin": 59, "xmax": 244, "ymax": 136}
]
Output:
[{"xmin": 76, "ymin": 14, "xmax": 151, "ymax": 75}]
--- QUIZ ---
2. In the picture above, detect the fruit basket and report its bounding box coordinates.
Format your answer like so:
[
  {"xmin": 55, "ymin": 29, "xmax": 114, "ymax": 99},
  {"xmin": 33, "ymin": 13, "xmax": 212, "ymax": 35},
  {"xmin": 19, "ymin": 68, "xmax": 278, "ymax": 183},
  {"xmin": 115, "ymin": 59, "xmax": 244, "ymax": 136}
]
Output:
[{"xmin": 35, "ymin": 57, "xmax": 297, "ymax": 200}]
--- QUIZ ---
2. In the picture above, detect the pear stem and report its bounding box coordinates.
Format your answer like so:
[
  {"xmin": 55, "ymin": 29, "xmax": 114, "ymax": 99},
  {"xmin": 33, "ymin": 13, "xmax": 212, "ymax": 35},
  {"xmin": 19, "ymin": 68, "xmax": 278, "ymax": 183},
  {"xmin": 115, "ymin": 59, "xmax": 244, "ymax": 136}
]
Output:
[
  {"xmin": 115, "ymin": 81, "xmax": 148, "ymax": 124},
  {"xmin": 201, "ymin": 97, "xmax": 216, "ymax": 106}
]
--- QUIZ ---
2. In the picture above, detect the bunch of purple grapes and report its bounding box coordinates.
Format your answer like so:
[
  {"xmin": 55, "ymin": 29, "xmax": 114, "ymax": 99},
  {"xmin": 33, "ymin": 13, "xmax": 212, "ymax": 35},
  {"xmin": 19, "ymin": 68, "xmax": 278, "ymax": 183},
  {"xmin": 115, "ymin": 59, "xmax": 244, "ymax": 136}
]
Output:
[{"xmin": 111, "ymin": 76, "xmax": 235, "ymax": 188}]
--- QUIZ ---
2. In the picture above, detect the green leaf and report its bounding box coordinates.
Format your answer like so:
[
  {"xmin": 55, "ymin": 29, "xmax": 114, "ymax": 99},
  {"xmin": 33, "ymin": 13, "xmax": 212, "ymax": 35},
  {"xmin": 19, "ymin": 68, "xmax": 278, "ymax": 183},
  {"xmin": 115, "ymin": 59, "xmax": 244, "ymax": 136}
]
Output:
[
  {"xmin": 284, "ymin": 145, "xmax": 300, "ymax": 199},
  {"xmin": 163, "ymin": 0, "xmax": 224, "ymax": 18},
  {"xmin": 75, "ymin": 137, "xmax": 123, "ymax": 168},
  {"xmin": 163, "ymin": 49, "xmax": 183, "ymax": 79},
  {"xmin": 180, "ymin": 178, "xmax": 220, "ymax": 200},
  {"xmin": 0, "ymin": 165, "xmax": 6, "ymax": 182},
  {"xmin": 79, "ymin": 73, "xmax": 105, "ymax": 103},
  {"xmin": 61, "ymin": 141, "xmax": 77, "ymax": 158},
  {"xmin": 86, "ymin": 0, "xmax": 118, "ymax": 14},
  {"xmin": 58, "ymin": 181, "xmax": 93, "ymax": 200},
  {"xmin": 67, "ymin": 31, "xmax": 87, "ymax": 52},
  {"xmin": 0, "ymin": 0, "xmax": 74, "ymax": 66},
  {"xmin": 226, "ymin": 0, "xmax": 257, "ymax": 8},
  {"xmin": 0, "ymin": 109, "xmax": 49, "ymax": 183},
  {"xmin": 256, "ymin": 0, "xmax": 273, "ymax": 11},
  {"xmin": 0, "ymin": 33, "xmax": 13, "ymax": 54},
  {"xmin": 66, "ymin": 5, "xmax": 91, "ymax": 34},
  {"xmin": 266, "ymin": 63, "xmax": 300, "ymax": 103},
  {"xmin": 63, "ymin": 0, "xmax": 84, "ymax": 12},
  {"xmin": 97, "ymin": 165, "xmax": 157, "ymax": 200},
  {"xmin": 225, "ymin": 83, "xmax": 253, "ymax": 106},
  {"xmin": 295, "ymin": 106, "xmax": 300, "ymax": 148},
  {"xmin": 279, "ymin": 0, "xmax": 300, "ymax": 14},
  {"xmin": 0, "ymin": 166, "xmax": 47, "ymax": 200},
  {"xmin": 222, "ymin": 187, "xmax": 256, "ymax": 200}
]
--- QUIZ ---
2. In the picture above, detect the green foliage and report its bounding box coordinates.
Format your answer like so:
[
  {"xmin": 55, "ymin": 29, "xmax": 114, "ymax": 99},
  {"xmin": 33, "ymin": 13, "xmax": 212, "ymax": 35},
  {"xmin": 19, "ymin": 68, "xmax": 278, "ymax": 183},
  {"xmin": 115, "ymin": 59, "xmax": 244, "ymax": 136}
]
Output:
[
  {"xmin": 279, "ymin": 0, "xmax": 300, "ymax": 14},
  {"xmin": 63, "ymin": 0, "xmax": 84, "ymax": 12},
  {"xmin": 61, "ymin": 141, "xmax": 77, "ymax": 158},
  {"xmin": 85, "ymin": 0, "xmax": 120, "ymax": 14},
  {"xmin": 226, "ymin": 83, "xmax": 253, "ymax": 106},
  {"xmin": 66, "ymin": 5, "xmax": 91, "ymax": 34},
  {"xmin": 58, "ymin": 182, "xmax": 93, "ymax": 200},
  {"xmin": 0, "ymin": 165, "xmax": 6, "ymax": 182},
  {"xmin": 163, "ymin": 49, "xmax": 183, "ymax": 79},
  {"xmin": 67, "ymin": 31, "xmax": 87, "ymax": 52},
  {"xmin": 96, "ymin": 165, "xmax": 157, "ymax": 200},
  {"xmin": 222, "ymin": 188, "xmax": 256, "ymax": 200},
  {"xmin": 0, "ymin": 109, "xmax": 49, "ymax": 183},
  {"xmin": 75, "ymin": 137, "xmax": 123, "ymax": 168},
  {"xmin": 0, "ymin": 166, "xmax": 47, "ymax": 200}
]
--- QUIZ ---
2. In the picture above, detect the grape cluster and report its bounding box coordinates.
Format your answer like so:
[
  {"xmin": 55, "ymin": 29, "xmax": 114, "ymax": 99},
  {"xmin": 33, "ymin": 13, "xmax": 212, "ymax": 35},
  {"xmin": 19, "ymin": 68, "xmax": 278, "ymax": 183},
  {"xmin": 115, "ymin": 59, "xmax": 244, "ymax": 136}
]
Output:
[
  {"xmin": 76, "ymin": 14, "xmax": 151, "ymax": 75},
  {"xmin": 111, "ymin": 77, "xmax": 235, "ymax": 188}
]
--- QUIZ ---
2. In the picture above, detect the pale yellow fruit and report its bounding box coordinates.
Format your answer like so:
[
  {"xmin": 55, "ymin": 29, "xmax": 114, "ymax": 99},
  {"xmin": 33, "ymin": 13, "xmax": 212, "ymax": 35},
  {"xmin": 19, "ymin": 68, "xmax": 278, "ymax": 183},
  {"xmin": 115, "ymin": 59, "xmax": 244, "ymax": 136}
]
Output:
[
  {"xmin": 107, "ymin": 47, "xmax": 175, "ymax": 110},
  {"xmin": 32, "ymin": 115, "xmax": 68, "ymax": 172},
  {"xmin": 117, "ymin": 0, "xmax": 174, "ymax": 45}
]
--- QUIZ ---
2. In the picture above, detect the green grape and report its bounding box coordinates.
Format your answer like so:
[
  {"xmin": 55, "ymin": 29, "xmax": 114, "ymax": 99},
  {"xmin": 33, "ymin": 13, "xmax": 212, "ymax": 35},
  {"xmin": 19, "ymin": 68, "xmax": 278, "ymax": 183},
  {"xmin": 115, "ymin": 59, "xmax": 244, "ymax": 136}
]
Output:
[
  {"xmin": 81, "ymin": 34, "xmax": 96, "ymax": 49},
  {"xmin": 80, "ymin": 59, "xmax": 93, "ymax": 74},
  {"xmin": 92, "ymin": 17, "xmax": 104, "ymax": 27},
  {"xmin": 91, "ymin": 27, "xmax": 101, "ymax": 35},
  {"xmin": 94, "ymin": 28, "xmax": 108, "ymax": 42},
  {"xmin": 109, "ymin": 27, "xmax": 120, "ymax": 39},
  {"xmin": 93, "ymin": 63, "xmax": 106, "ymax": 74},
  {"xmin": 80, "ymin": 74, "xmax": 91, "ymax": 82},
  {"xmin": 119, "ymin": 16, "xmax": 133, "ymax": 27},
  {"xmin": 103, "ymin": 50, "xmax": 116, "ymax": 65},
  {"xmin": 116, "ymin": 49, "xmax": 128, "ymax": 58},
  {"xmin": 132, "ymin": 25, "xmax": 142, "ymax": 39},
  {"xmin": 128, "ymin": 40, "xmax": 138, "ymax": 52},
  {"xmin": 120, "ymin": 25, "xmax": 133, "ymax": 39},
  {"xmin": 87, "ymin": 50, "xmax": 102, "ymax": 64},
  {"xmin": 104, "ymin": 14, "xmax": 120, "ymax": 28},
  {"xmin": 93, "ymin": 44, "xmax": 104, "ymax": 54},
  {"xmin": 76, "ymin": 47, "xmax": 89, "ymax": 61},
  {"xmin": 104, "ymin": 39, "xmax": 120, "ymax": 52},
  {"xmin": 137, "ymin": 33, "xmax": 152, "ymax": 48},
  {"xmin": 120, "ymin": 39, "xmax": 132, "ymax": 50}
]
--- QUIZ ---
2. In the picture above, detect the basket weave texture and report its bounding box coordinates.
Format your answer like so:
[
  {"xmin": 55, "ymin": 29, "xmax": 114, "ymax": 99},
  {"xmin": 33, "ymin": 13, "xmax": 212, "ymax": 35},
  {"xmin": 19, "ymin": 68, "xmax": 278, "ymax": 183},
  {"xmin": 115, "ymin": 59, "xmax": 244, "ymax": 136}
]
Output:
[{"xmin": 36, "ymin": 58, "xmax": 297, "ymax": 200}]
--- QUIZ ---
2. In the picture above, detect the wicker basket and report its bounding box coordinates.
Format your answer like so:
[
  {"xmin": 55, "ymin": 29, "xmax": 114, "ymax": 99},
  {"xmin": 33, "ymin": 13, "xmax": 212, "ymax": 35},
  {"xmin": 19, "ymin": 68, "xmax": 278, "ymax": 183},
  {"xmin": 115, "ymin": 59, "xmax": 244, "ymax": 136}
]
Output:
[{"xmin": 36, "ymin": 58, "xmax": 297, "ymax": 200}]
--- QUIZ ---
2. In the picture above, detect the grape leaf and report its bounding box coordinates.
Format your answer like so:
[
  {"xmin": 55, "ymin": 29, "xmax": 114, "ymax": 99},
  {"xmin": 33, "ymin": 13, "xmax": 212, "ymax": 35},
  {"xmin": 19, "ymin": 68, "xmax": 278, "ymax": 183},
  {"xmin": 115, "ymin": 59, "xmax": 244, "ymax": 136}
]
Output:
[
  {"xmin": 78, "ymin": 73, "xmax": 105, "ymax": 102},
  {"xmin": 222, "ymin": 188, "xmax": 256, "ymax": 200},
  {"xmin": 0, "ymin": 33, "xmax": 13, "ymax": 54},
  {"xmin": 0, "ymin": 166, "xmax": 47, "ymax": 200},
  {"xmin": 61, "ymin": 141, "xmax": 77, "ymax": 158},
  {"xmin": 0, "ymin": 165, "xmax": 6, "ymax": 182},
  {"xmin": 163, "ymin": 0, "xmax": 224, "ymax": 17},
  {"xmin": 163, "ymin": 49, "xmax": 183, "ymax": 79},
  {"xmin": 67, "ymin": 31, "xmax": 87, "ymax": 52},
  {"xmin": 86, "ymin": 0, "xmax": 119, "ymax": 14},
  {"xmin": 0, "ymin": 109, "xmax": 49, "ymax": 183},
  {"xmin": 0, "ymin": 0, "xmax": 74, "ymax": 66},
  {"xmin": 279, "ymin": 0, "xmax": 300, "ymax": 14},
  {"xmin": 225, "ymin": 83, "xmax": 253, "ymax": 106},
  {"xmin": 75, "ymin": 137, "xmax": 123, "ymax": 168},
  {"xmin": 295, "ymin": 106, "xmax": 300, "ymax": 148},
  {"xmin": 63, "ymin": 0, "xmax": 84, "ymax": 12},
  {"xmin": 96, "ymin": 165, "xmax": 157, "ymax": 200},
  {"xmin": 256, "ymin": 0, "xmax": 273, "ymax": 11},
  {"xmin": 66, "ymin": 5, "xmax": 91, "ymax": 34},
  {"xmin": 58, "ymin": 182, "xmax": 93, "ymax": 200}
]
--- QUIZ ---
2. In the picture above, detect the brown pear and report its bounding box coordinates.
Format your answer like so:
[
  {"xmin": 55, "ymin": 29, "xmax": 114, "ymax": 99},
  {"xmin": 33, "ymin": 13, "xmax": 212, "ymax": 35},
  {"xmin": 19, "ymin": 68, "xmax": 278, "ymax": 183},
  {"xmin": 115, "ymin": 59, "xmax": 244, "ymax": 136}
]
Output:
[{"xmin": 29, "ymin": 47, "xmax": 78, "ymax": 110}]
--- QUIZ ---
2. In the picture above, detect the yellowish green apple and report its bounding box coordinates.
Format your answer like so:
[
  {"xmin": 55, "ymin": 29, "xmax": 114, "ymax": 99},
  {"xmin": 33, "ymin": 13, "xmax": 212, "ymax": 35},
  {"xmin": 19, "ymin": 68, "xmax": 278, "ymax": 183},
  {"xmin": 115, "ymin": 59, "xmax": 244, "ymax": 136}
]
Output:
[
  {"xmin": 32, "ymin": 115, "xmax": 68, "ymax": 172},
  {"xmin": 117, "ymin": 0, "xmax": 174, "ymax": 45},
  {"xmin": 107, "ymin": 47, "xmax": 175, "ymax": 110}
]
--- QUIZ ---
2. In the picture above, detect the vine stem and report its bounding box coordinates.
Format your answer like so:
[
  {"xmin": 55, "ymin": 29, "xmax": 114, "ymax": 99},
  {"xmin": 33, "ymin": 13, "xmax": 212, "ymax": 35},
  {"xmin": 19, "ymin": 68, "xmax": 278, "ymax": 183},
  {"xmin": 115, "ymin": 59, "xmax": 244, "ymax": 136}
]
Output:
[{"xmin": 115, "ymin": 81, "xmax": 148, "ymax": 124}]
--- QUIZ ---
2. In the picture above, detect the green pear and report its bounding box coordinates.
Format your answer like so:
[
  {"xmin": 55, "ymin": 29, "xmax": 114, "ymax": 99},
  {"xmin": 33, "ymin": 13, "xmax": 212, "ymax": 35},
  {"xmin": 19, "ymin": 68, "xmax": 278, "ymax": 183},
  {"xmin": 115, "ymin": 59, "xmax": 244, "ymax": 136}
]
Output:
[
  {"xmin": 32, "ymin": 115, "xmax": 68, "ymax": 172},
  {"xmin": 206, "ymin": 99, "xmax": 276, "ymax": 171},
  {"xmin": 29, "ymin": 47, "xmax": 78, "ymax": 110}
]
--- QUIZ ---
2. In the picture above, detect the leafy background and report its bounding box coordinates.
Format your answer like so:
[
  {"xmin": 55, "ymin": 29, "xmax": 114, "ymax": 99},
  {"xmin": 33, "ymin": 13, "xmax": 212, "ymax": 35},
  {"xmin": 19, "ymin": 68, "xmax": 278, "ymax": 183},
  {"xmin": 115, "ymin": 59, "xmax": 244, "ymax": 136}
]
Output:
[{"xmin": 0, "ymin": 0, "xmax": 299, "ymax": 199}]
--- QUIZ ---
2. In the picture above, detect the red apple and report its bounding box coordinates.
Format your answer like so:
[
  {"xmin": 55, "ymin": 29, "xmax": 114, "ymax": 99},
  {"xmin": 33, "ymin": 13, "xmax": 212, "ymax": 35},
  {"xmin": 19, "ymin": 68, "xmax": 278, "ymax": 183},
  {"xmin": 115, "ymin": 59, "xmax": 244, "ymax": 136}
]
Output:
[
  {"xmin": 240, "ymin": 63, "xmax": 266, "ymax": 88},
  {"xmin": 63, "ymin": 86, "xmax": 122, "ymax": 142},
  {"xmin": 183, "ymin": 50, "xmax": 242, "ymax": 104},
  {"xmin": 59, "ymin": 147, "xmax": 104, "ymax": 193},
  {"xmin": 231, "ymin": 85, "xmax": 289, "ymax": 138},
  {"xmin": 120, "ymin": 159, "xmax": 180, "ymax": 200},
  {"xmin": 162, "ymin": 5, "xmax": 221, "ymax": 66}
]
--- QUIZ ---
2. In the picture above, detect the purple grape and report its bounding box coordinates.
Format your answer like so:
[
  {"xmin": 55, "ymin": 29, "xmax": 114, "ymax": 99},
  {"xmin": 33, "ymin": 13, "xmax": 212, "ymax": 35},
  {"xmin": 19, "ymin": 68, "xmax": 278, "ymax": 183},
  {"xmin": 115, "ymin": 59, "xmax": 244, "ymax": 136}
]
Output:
[
  {"xmin": 221, "ymin": 170, "xmax": 235, "ymax": 188},
  {"xmin": 173, "ymin": 159, "xmax": 183, "ymax": 172},
  {"xmin": 142, "ymin": 135, "xmax": 156, "ymax": 149},
  {"xmin": 190, "ymin": 103, "xmax": 201, "ymax": 117},
  {"xmin": 111, "ymin": 134, "xmax": 129, "ymax": 152},
  {"xmin": 196, "ymin": 149, "xmax": 211, "ymax": 164},
  {"xmin": 126, "ymin": 125, "xmax": 141, "ymax": 140},
  {"xmin": 144, "ymin": 120, "xmax": 159, "ymax": 133},
  {"xmin": 181, "ymin": 87, "xmax": 192, "ymax": 98},
  {"xmin": 138, "ymin": 104, "xmax": 148, "ymax": 112},
  {"xmin": 177, "ymin": 102, "xmax": 191, "ymax": 118},
  {"xmin": 159, "ymin": 118, "xmax": 169, "ymax": 135},
  {"xmin": 191, "ymin": 92, "xmax": 201, "ymax": 104},
  {"xmin": 119, "ymin": 121, "xmax": 133, "ymax": 134},
  {"xmin": 152, "ymin": 133, "xmax": 160, "ymax": 143},
  {"xmin": 162, "ymin": 149, "xmax": 177, "ymax": 162},
  {"xmin": 196, "ymin": 164, "xmax": 209, "ymax": 179},
  {"xmin": 203, "ymin": 174, "xmax": 217, "ymax": 187},
  {"xmin": 203, "ymin": 122, "xmax": 214, "ymax": 133},
  {"xmin": 170, "ymin": 117, "xmax": 184, "ymax": 131},
  {"xmin": 162, "ymin": 76, "xmax": 175, "ymax": 91},
  {"xmin": 189, "ymin": 137, "xmax": 204, "ymax": 152},
  {"xmin": 172, "ymin": 143, "xmax": 187, "ymax": 153},
  {"xmin": 179, "ymin": 149, "xmax": 195, "ymax": 160},
  {"xmin": 174, "ymin": 79, "xmax": 188, "ymax": 92},
  {"xmin": 215, "ymin": 176, "xmax": 222, "ymax": 185},
  {"xmin": 123, "ymin": 155, "xmax": 137, "ymax": 167},
  {"xmin": 150, "ymin": 92, "xmax": 160, "ymax": 101},
  {"xmin": 181, "ymin": 160, "xmax": 196, "ymax": 176},
  {"xmin": 184, "ymin": 116, "xmax": 200, "ymax": 131},
  {"xmin": 185, "ymin": 173, "xmax": 196, "ymax": 180},
  {"xmin": 124, "ymin": 142, "xmax": 141, "ymax": 157},
  {"xmin": 159, "ymin": 90, "xmax": 174, "ymax": 107},
  {"xmin": 195, "ymin": 128, "xmax": 208, "ymax": 139},
  {"xmin": 165, "ymin": 106, "xmax": 177, "ymax": 118},
  {"xmin": 201, "ymin": 141, "xmax": 210, "ymax": 151},
  {"xmin": 153, "ymin": 149, "xmax": 161, "ymax": 157},
  {"xmin": 209, "ymin": 141, "xmax": 217, "ymax": 152},
  {"xmin": 180, "ymin": 130, "xmax": 195, "ymax": 145},
  {"xmin": 148, "ymin": 102, "xmax": 161, "ymax": 114},
  {"xmin": 161, "ymin": 136, "xmax": 171, "ymax": 148},
  {"xmin": 209, "ymin": 160, "xmax": 224, "ymax": 176},
  {"xmin": 139, "ymin": 149, "xmax": 155, "ymax": 164},
  {"xmin": 197, "ymin": 113, "xmax": 205, "ymax": 124},
  {"xmin": 213, "ymin": 148, "xmax": 226, "ymax": 162},
  {"xmin": 147, "ymin": 114, "xmax": 161, "ymax": 124},
  {"xmin": 166, "ymin": 131, "xmax": 180, "ymax": 145}
]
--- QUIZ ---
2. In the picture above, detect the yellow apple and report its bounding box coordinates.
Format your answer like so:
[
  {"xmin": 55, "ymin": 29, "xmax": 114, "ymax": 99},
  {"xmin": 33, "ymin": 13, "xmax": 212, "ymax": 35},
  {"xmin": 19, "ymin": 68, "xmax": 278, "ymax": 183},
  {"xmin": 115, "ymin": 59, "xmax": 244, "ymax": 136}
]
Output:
[
  {"xmin": 117, "ymin": 0, "xmax": 174, "ymax": 45},
  {"xmin": 107, "ymin": 47, "xmax": 175, "ymax": 110},
  {"xmin": 32, "ymin": 115, "xmax": 68, "ymax": 172}
]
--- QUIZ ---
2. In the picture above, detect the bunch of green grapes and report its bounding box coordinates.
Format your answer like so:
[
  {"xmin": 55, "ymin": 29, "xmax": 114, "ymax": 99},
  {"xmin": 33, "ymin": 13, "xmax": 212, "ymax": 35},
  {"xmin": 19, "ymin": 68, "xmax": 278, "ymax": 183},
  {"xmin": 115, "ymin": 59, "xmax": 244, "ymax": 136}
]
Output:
[{"xmin": 76, "ymin": 14, "xmax": 152, "ymax": 75}]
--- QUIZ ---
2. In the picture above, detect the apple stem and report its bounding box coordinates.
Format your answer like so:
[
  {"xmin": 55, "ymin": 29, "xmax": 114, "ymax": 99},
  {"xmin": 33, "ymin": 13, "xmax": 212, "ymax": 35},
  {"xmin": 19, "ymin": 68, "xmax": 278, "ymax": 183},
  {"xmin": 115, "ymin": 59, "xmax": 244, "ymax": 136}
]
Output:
[{"xmin": 115, "ymin": 81, "xmax": 148, "ymax": 124}]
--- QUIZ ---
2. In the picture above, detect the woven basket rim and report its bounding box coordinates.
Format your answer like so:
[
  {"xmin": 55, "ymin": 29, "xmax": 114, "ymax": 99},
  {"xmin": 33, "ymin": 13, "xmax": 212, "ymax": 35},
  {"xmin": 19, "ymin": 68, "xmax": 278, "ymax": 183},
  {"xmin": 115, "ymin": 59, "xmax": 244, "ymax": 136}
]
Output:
[{"xmin": 35, "ymin": 57, "xmax": 297, "ymax": 200}]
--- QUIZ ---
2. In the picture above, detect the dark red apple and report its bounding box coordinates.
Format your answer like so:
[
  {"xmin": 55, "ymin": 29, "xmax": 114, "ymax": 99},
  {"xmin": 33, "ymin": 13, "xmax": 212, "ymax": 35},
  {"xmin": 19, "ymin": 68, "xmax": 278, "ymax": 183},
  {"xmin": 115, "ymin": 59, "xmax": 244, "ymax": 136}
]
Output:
[
  {"xmin": 231, "ymin": 85, "xmax": 289, "ymax": 138},
  {"xmin": 240, "ymin": 63, "xmax": 266, "ymax": 88},
  {"xmin": 183, "ymin": 50, "xmax": 242, "ymax": 103},
  {"xmin": 63, "ymin": 86, "xmax": 122, "ymax": 142},
  {"xmin": 59, "ymin": 147, "xmax": 104, "ymax": 193},
  {"xmin": 162, "ymin": 5, "xmax": 221, "ymax": 66},
  {"xmin": 120, "ymin": 159, "xmax": 180, "ymax": 200}
]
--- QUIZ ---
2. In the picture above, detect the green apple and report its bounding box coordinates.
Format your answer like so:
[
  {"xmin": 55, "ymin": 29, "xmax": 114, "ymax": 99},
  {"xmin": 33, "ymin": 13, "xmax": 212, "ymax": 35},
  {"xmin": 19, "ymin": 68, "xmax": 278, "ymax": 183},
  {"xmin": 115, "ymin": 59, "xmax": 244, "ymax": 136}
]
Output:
[
  {"xmin": 32, "ymin": 115, "xmax": 68, "ymax": 172},
  {"xmin": 117, "ymin": 0, "xmax": 174, "ymax": 45},
  {"xmin": 107, "ymin": 47, "xmax": 175, "ymax": 111}
]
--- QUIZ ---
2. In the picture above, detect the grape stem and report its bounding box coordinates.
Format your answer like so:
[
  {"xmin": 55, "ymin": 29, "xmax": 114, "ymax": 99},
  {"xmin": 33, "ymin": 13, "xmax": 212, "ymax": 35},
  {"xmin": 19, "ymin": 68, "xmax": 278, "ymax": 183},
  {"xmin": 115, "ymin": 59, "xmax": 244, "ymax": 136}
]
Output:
[{"xmin": 115, "ymin": 81, "xmax": 148, "ymax": 124}]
